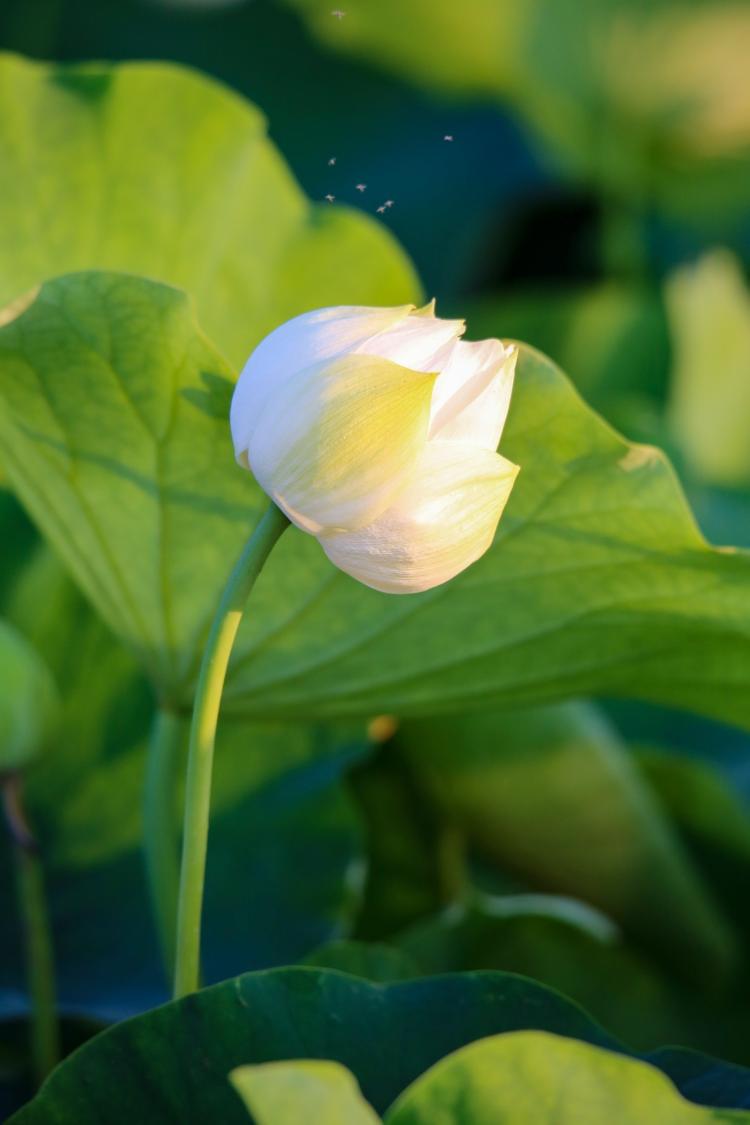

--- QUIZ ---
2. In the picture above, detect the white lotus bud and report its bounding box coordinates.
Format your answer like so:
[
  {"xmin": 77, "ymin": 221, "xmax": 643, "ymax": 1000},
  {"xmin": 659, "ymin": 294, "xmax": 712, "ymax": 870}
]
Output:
[{"xmin": 231, "ymin": 302, "xmax": 519, "ymax": 593}]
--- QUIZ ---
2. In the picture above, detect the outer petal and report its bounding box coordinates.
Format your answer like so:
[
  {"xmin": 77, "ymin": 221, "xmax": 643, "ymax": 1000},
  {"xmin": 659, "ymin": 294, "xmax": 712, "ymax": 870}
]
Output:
[
  {"xmin": 231, "ymin": 304, "xmax": 414, "ymax": 461},
  {"xmin": 247, "ymin": 353, "xmax": 437, "ymax": 535},
  {"xmin": 319, "ymin": 441, "xmax": 519, "ymax": 593},
  {"xmin": 429, "ymin": 340, "xmax": 517, "ymax": 450},
  {"xmin": 356, "ymin": 306, "xmax": 464, "ymax": 372}
]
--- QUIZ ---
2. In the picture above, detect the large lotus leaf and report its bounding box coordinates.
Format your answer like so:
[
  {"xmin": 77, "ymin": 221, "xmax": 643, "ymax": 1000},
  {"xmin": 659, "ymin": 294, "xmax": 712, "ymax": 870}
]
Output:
[
  {"xmin": 386, "ymin": 1032, "xmax": 750, "ymax": 1124},
  {"xmin": 0, "ymin": 53, "xmax": 419, "ymax": 370},
  {"xmin": 1, "ymin": 272, "xmax": 750, "ymax": 729},
  {"xmin": 395, "ymin": 702, "xmax": 735, "ymax": 975},
  {"xmin": 231, "ymin": 1060, "xmax": 380, "ymax": 1125},
  {"xmin": 10, "ymin": 968, "xmax": 750, "ymax": 1123}
]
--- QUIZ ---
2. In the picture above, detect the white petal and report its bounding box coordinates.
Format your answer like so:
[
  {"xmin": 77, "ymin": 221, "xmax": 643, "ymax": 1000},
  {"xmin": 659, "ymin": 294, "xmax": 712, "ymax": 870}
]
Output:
[
  {"xmin": 247, "ymin": 353, "xmax": 437, "ymax": 535},
  {"xmin": 355, "ymin": 305, "xmax": 465, "ymax": 373},
  {"xmin": 429, "ymin": 340, "xmax": 517, "ymax": 450},
  {"xmin": 319, "ymin": 440, "xmax": 519, "ymax": 593},
  {"xmin": 231, "ymin": 304, "xmax": 414, "ymax": 462}
]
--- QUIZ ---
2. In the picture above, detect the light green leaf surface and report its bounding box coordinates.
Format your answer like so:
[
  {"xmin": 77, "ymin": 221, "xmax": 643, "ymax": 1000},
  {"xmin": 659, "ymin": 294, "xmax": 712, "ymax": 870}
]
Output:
[
  {"xmin": 397, "ymin": 702, "xmax": 735, "ymax": 974},
  {"xmin": 386, "ymin": 1032, "xmax": 750, "ymax": 1124},
  {"xmin": 0, "ymin": 272, "xmax": 244, "ymax": 693},
  {"xmin": 1, "ymin": 272, "xmax": 750, "ymax": 727},
  {"xmin": 0, "ymin": 53, "xmax": 419, "ymax": 369},
  {"xmin": 230, "ymin": 1060, "xmax": 380, "ymax": 1125}
]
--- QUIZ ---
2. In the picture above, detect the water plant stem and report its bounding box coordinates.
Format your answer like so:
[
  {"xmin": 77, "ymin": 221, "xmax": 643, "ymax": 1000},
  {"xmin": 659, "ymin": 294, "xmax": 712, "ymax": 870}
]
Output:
[
  {"xmin": 2, "ymin": 773, "xmax": 59, "ymax": 1085},
  {"xmin": 173, "ymin": 503, "xmax": 290, "ymax": 998}
]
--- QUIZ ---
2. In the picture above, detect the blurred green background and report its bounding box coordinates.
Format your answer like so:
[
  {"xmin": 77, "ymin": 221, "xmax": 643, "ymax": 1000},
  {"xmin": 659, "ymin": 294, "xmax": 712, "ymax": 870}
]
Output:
[{"xmin": 2, "ymin": 0, "xmax": 746, "ymax": 295}]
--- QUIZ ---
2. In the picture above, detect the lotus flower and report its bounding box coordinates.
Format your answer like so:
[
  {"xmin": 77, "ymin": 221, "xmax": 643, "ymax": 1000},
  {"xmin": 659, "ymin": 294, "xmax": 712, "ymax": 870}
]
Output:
[{"xmin": 231, "ymin": 302, "xmax": 519, "ymax": 593}]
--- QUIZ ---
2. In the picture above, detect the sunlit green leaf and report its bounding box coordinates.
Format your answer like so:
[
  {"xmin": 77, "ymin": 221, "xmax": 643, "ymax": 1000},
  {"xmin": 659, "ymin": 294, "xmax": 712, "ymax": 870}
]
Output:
[
  {"xmin": 0, "ymin": 271, "xmax": 248, "ymax": 695},
  {"xmin": 0, "ymin": 54, "xmax": 419, "ymax": 370},
  {"xmin": 230, "ymin": 1060, "xmax": 380, "ymax": 1125},
  {"xmin": 386, "ymin": 1032, "xmax": 750, "ymax": 1123}
]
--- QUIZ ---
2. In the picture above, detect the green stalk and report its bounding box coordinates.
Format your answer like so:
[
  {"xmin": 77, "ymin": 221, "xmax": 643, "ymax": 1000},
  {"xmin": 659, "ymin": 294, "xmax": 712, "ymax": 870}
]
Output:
[
  {"xmin": 173, "ymin": 503, "xmax": 290, "ymax": 999},
  {"xmin": 2, "ymin": 774, "xmax": 59, "ymax": 1085},
  {"xmin": 143, "ymin": 708, "xmax": 184, "ymax": 982}
]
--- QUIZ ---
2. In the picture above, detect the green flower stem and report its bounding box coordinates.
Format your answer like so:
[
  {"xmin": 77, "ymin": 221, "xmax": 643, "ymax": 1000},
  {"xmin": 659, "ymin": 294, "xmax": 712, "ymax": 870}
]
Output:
[
  {"xmin": 143, "ymin": 707, "xmax": 184, "ymax": 982},
  {"xmin": 2, "ymin": 774, "xmax": 59, "ymax": 1085},
  {"xmin": 173, "ymin": 502, "xmax": 290, "ymax": 999}
]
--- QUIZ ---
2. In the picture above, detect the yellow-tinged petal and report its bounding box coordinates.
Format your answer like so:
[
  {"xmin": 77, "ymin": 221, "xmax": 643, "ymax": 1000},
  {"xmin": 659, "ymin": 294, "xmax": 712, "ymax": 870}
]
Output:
[
  {"xmin": 319, "ymin": 440, "xmax": 519, "ymax": 593},
  {"xmin": 231, "ymin": 303, "xmax": 415, "ymax": 460},
  {"xmin": 247, "ymin": 354, "xmax": 438, "ymax": 535}
]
